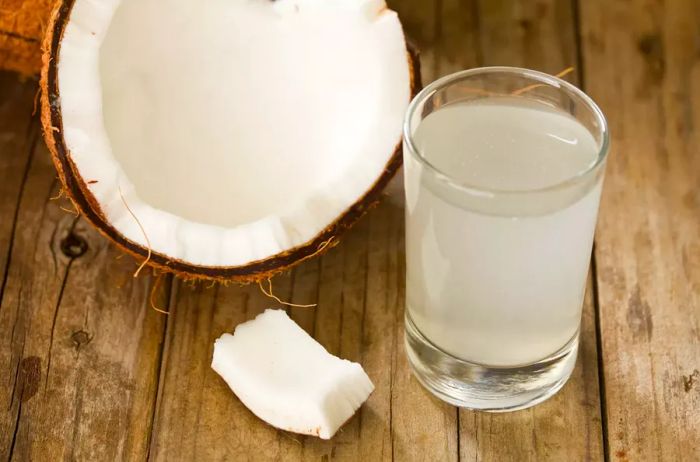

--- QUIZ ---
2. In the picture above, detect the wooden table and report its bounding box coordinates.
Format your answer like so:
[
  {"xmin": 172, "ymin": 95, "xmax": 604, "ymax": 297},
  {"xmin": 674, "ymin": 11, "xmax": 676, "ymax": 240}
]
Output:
[{"xmin": 1, "ymin": 1, "xmax": 698, "ymax": 460}]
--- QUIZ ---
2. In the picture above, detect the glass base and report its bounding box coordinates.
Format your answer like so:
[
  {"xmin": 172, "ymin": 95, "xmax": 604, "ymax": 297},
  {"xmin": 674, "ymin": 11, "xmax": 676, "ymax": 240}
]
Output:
[{"xmin": 404, "ymin": 313, "xmax": 578, "ymax": 412}]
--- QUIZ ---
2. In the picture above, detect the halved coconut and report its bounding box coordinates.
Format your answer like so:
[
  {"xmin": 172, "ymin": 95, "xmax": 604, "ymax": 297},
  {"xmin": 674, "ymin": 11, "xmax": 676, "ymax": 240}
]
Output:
[{"xmin": 41, "ymin": 0, "xmax": 420, "ymax": 281}]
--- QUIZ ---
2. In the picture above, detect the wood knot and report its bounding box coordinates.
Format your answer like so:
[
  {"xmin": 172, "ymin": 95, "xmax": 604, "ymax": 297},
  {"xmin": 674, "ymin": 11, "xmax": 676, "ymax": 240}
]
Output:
[
  {"xmin": 518, "ymin": 19, "xmax": 532, "ymax": 31},
  {"xmin": 682, "ymin": 369, "xmax": 699, "ymax": 392},
  {"xmin": 637, "ymin": 33, "xmax": 665, "ymax": 85},
  {"xmin": 61, "ymin": 233, "xmax": 88, "ymax": 258},
  {"xmin": 71, "ymin": 330, "xmax": 92, "ymax": 350},
  {"xmin": 638, "ymin": 34, "xmax": 661, "ymax": 56}
]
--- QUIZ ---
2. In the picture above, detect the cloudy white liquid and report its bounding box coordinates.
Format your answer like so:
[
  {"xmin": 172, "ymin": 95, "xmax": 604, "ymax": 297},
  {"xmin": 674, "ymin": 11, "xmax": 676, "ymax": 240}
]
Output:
[{"xmin": 405, "ymin": 99, "xmax": 603, "ymax": 366}]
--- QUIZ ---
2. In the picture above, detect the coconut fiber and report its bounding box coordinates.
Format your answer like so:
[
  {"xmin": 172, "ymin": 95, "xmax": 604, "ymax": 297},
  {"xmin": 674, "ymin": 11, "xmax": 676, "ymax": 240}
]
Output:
[{"xmin": 0, "ymin": 0, "xmax": 54, "ymax": 75}]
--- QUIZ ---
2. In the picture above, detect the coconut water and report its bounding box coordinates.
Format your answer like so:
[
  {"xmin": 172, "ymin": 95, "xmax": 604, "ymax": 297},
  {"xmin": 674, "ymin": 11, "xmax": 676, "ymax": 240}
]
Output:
[{"xmin": 405, "ymin": 98, "xmax": 603, "ymax": 367}]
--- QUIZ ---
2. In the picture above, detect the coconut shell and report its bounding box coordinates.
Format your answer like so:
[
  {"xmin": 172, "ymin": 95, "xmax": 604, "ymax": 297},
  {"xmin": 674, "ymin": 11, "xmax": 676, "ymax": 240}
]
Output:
[
  {"xmin": 40, "ymin": 0, "xmax": 422, "ymax": 283},
  {"xmin": 0, "ymin": 0, "xmax": 54, "ymax": 75}
]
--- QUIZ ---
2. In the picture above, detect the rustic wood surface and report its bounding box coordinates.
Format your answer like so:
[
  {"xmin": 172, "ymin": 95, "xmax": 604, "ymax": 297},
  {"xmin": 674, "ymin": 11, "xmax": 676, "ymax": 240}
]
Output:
[{"xmin": 0, "ymin": 0, "xmax": 698, "ymax": 460}]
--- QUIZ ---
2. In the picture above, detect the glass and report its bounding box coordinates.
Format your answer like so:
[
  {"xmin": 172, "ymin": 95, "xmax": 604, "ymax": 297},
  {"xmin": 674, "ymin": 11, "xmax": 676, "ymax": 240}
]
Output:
[{"xmin": 402, "ymin": 67, "xmax": 609, "ymax": 411}]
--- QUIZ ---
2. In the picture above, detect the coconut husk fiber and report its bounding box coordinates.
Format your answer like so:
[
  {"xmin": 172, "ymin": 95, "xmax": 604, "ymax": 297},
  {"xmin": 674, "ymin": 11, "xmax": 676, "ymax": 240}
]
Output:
[{"xmin": 0, "ymin": 0, "xmax": 55, "ymax": 75}]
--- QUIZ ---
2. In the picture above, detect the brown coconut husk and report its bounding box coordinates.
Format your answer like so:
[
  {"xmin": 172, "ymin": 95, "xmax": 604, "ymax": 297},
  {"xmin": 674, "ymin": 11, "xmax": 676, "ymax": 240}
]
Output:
[
  {"xmin": 0, "ymin": 0, "xmax": 54, "ymax": 75},
  {"xmin": 40, "ymin": 0, "xmax": 422, "ymax": 284}
]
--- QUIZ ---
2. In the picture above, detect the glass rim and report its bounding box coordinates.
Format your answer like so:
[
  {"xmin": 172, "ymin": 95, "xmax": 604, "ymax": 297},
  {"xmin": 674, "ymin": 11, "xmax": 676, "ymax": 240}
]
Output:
[{"xmin": 402, "ymin": 66, "xmax": 610, "ymax": 196}]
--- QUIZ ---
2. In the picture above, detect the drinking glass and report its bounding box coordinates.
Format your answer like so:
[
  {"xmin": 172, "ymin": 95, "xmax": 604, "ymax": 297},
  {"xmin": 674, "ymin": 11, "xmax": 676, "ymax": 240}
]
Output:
[{"xmin": 402, "ymin": 67, "xmax": 609, "ymax": 411}]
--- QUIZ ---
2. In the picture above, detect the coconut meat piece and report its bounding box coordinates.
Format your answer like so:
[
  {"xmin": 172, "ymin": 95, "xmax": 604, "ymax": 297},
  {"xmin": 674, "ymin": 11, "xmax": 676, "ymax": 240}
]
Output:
[
  {"xmin": 212, "ymin": 309, "xmax": 374, "ymax": 439},
  {"xmin": 57, "ymin": 0, "xmax": 411, "ymax": 267}
]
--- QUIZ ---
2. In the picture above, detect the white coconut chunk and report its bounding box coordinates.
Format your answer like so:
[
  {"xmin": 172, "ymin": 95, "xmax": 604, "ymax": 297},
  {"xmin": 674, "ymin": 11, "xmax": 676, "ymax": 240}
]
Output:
[{"xmin": 211, "ymin": 309, "xmax": 374, "ymax": 439}]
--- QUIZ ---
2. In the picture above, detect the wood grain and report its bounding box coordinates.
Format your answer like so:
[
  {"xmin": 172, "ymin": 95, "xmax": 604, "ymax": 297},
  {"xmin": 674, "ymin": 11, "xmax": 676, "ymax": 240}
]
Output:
[
  {"xmin": 0, "ymin": 72, "xmax": 35, "ymax": 307},
  {"xmin": 0, "ymin": 79, "xmax": 168, "ymax": 458},
  {"xmin": 0, "ymin": 71, "xmax": 38, "ymax": 458},
  {"xmin": 579, "ymin": 0, "xmax": 700, "ymax": 459},
  {"xmin": 149, "ymin": 270, "xmax": 295, "ymax": 461}
]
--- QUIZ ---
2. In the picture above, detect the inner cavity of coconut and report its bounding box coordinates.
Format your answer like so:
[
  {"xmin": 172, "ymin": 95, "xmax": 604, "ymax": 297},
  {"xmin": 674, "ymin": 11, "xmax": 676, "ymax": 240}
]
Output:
[{"xmin": 55, "ymin": 0, "xmax": 410, "ymax": 266}]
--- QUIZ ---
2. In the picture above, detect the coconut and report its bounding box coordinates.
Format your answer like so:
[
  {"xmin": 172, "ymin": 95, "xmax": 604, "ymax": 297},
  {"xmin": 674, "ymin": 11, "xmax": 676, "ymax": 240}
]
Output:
[
  {"xmin": 40, "ymin": 0, "xmax": 420, "ymax": 282},
  {"xmin": 212, "ymin": 309, "xmax": 374, "ymax": 439}
]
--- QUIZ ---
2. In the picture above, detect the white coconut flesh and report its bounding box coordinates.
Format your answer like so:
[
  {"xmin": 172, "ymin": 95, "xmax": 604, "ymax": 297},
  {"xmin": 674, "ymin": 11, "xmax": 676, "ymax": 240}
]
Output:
[
  {"xmin": 212, "ymin": 309, "xmax": 374, "ymax": 439},
  {"xmin": 57, "ymin": 0, "xmax": 411, "ymax": 267}
]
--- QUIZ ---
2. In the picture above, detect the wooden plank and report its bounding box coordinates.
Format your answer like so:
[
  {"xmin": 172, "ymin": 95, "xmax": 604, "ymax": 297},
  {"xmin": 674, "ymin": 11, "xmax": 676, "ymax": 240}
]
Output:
[
  {"xmin": 0, "ymin": 72, "xmax": 36, "ymax": 305},
  {"xmin": 579, "ymin": 0, "xmax": 700, "ymax": 459},
  {"xmin": 0, "ymin": 71, "xmax": 37, "ymax": 458},
  {"xmin": 390, "ymin": 0, "xmax": 439, "ymax": 81},
  {"xmin": 475, "ymin": 0, "xmax": 578, "ymax": 70},
  {"xmin": 437, "ymin": 1, "xmax": 605, "ymax": 460},
  {"xmin": 149, "ymin": 270, "xmax": 295, "ymax": 461},
  {"xmin": 0, "ymin": 110, "xmax": 168, "ymax": 459}
]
